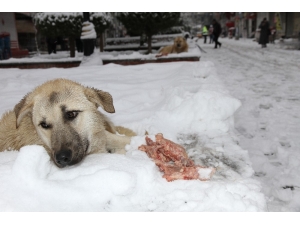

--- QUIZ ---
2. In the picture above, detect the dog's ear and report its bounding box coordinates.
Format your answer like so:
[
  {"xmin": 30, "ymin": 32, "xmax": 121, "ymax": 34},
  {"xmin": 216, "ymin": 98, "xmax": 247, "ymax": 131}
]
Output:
[
  {"xmin": 84, "ymin": 87, "xmax": 115, "ymax": 113},
  {"xmin": 14, "ymin": 93, "xmax": 34, "ymax": 128}
]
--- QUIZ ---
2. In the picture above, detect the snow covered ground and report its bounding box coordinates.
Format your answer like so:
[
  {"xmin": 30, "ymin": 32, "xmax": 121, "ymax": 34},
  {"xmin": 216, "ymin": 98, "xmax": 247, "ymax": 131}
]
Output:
[
  {"xmin": 198, "ymin": 37, "xmax": 300, "ymax": 211},
  {"xmin": 0, "ymin": 37, "xmax": 299, "ymax": 213}
]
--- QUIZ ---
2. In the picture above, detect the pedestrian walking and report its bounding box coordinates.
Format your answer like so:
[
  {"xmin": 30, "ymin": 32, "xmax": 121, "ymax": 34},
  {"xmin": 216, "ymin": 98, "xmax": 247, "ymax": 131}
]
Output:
[
  {"xmin": 212, "ymin": 19, "xmax": 222, "ymax": 49},
  {"xmin": 259, "ymin": 17, "xmax": 270, "ymax": 48},
  {"xmin": 76, "ymin": 38, "xmax": 83, "ymax": 52},
  {"xmin": 209, "ymin": 25, "xmax": 214, "ymax": 44},
  {"xmin": 269, "ymin": 26, "xmax": 276, "ymax": 44},
  {"xmin": 202, "ymin": 25, "xmax": 208, "ymax": 44},
  {"xmin": 46, "ymin": 37, "xmax": 57, "ymax": 54}
]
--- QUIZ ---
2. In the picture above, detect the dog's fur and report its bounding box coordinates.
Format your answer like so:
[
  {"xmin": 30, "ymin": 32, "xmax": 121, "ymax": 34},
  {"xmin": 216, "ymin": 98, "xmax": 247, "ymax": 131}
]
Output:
[
  {"xmin": 0, "ymin": 78, "xmax": 134, "ymax": 168},
  {"xmin": 158, "ymin": 36, "xmax": 188, "ymax": 54}
]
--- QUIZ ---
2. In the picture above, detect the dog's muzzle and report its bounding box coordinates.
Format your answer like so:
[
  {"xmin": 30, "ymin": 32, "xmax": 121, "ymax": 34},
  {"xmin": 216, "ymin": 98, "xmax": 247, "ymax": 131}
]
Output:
[{"xmin": 55, "ymin": 149, "xmax": 72, "ymax": 167}]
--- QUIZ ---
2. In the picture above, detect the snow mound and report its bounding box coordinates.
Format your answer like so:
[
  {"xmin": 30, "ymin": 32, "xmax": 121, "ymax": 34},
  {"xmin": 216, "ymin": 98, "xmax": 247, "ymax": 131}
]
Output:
[
  {"xmin": 0, "ymin": 60, "xmax": 266, "ymax": 211},
  {"xmin": 0, "ymin": 144, "xmax": 265, "ymax": 211}
]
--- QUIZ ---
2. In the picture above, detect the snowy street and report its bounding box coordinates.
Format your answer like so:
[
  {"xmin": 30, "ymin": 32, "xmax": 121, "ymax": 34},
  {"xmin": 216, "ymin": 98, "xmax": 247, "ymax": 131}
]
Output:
[
  {"xmin": 0, "ymin": 36, "xmax": 300, "ymax": 212},
  {"xmin": 198, "ymin": 38, "xmax": 300, "ymax": 211}
]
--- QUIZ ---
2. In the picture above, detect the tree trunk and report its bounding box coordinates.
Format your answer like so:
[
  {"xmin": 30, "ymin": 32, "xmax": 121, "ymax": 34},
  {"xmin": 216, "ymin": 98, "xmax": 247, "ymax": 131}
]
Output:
[
  {"xmin": 69, "ymin": 37, "xmax": 75, "ymax": 58},
  {"xmin": 99, "ymin": 33, "xmax": 104, "ymax": 52},
  {"xmin": 147, "ymin": 35, "xmax": 152, "ymax": 53}
]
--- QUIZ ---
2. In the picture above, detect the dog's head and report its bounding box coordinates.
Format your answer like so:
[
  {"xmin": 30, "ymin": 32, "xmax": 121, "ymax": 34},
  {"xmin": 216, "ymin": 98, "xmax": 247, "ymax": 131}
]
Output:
[
  {"xmin": 173, "ymin": 36, "xmax": 188, "ymax": 51},
  {"xmin": 14, "ymin": 79, "xmax": 115, "ymax": 168}
]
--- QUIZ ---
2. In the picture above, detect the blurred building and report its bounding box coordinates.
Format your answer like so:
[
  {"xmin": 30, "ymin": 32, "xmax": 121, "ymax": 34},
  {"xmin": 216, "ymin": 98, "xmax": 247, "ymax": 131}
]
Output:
[
  {"xmin": 181, "ymin": 12, "xmax": 300, "ymax": 40},
  {"xmin": 219, "ymin": 12, "xmax": 300, "ymax": 39},
  {"xmin": 257, "ymin": 12, "xmax": 300, "ymax": 38},
  {"xmin": 0, "ymin": 12, "xmax": 37, "ymax": 58}
]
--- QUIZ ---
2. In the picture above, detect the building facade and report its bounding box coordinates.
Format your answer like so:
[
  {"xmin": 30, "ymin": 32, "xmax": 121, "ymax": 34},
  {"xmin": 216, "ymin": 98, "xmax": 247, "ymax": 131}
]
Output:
[
  {"xmin": 259, "ymin": 12, "xmax": 300, "ymax": 38},
  {"xmin": 0, "ymin": 12, "xmax": 37, "ymax": 58},
  {"xmin": 189, "ymin": 12, "xmax": 300, "ymax": 40}
]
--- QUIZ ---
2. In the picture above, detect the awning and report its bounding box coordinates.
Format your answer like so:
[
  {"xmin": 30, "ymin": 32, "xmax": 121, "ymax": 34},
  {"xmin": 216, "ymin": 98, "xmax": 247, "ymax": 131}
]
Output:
[{"xmin": 16, "ymin": 20, "xmax": 37, "ymax": 33}]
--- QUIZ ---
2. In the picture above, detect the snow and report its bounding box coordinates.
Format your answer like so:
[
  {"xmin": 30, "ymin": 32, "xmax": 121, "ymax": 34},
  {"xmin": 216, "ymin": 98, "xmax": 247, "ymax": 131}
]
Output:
[
  {"xmin": 0, "ymin": 51, "xmax": 81, "ymax": 63},
  {"xmin": 90, "ymin": 12, "xmax": 112, "ymax": 22},
  {"xmin": 81, "ymin": 21, "xmax": 97, "ymax": 39},
  {"xmin": 34, "ymin": 12, "xmax": 83, "ymax": 21},
  {"xmin": 198, "ymin": 167, "xmax": 215, "ymax": 180},
  {"xmin": 199, "ymin": 37, "xmax": 300, "ymax": 212},
  {"xmin": 0, "ymin": 36, "xmax": 300, "ymax": 213}
]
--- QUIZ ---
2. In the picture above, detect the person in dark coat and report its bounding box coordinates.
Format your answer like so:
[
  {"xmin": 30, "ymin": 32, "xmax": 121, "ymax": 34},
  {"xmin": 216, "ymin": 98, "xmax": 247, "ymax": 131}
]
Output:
[
  {"xmin": 212, "ymin": 19, "xmax": 222, "ymax": 49},
  {"xmin": 75, "ymin": 38, "xmax": 83, "ymax": 53},
  {"xmin": 46, "ymin": 37, "xmax": 57, "ymax": 54},
  {"xmin": 259, "ymin": 18, "xmax": 270, "ymax": 48}
]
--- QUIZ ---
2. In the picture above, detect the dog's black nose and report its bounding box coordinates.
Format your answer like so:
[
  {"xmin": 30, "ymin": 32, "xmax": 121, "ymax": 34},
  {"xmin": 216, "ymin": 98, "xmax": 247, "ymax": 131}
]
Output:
[{"xmin": 55, "ymin": 149, "xmax": 72, "ymax": 167}]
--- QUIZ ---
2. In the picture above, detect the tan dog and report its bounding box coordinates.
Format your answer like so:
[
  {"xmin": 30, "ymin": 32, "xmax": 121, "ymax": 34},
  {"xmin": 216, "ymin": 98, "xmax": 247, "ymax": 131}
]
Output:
[
  {"xmin": 0, "ymin": 79, "xmax": 134, "ymax": 168},
  {"xmin": 158, "ymin": 36, "xmax": 188, "ymax": 55}
]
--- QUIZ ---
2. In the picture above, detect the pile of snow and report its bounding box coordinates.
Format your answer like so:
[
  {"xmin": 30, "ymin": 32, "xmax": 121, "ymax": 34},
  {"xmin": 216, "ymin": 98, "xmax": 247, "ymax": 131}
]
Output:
[
  {"xmin": 0, "ymin": 58, "xmax": 266, "ymax": 211},
  {"xmin": 81, "ymin": 21, "xmax": 97, "ymax": 39}
]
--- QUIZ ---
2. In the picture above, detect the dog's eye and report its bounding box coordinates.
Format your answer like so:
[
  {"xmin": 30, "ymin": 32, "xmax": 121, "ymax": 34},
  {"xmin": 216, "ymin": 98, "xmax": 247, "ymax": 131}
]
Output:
[
  {"xmin": 66, "ymin": 111, "xmax": 79, "ymax": 120},
  {"xmin": 40, "ymin": 122, "xmax": 52, "ymax": 129}
]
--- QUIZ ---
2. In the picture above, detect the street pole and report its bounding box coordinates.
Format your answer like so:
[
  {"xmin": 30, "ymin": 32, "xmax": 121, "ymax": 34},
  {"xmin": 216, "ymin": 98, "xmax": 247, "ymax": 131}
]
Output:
[
  {"xmin": 235, "ymin": 13, "xmax": 240, "ymax": 40},
  {"xmin": 81, "ymin": 12, "xmax": 95, "ymax": 56}
]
